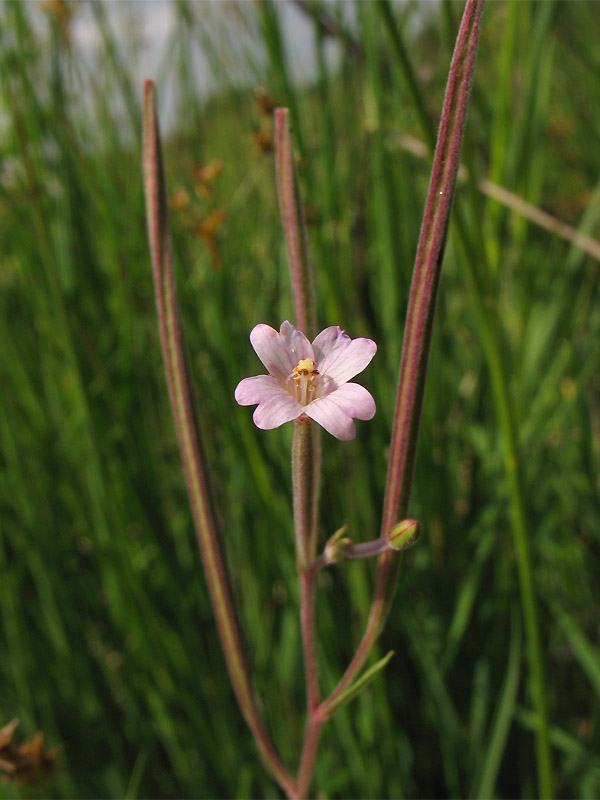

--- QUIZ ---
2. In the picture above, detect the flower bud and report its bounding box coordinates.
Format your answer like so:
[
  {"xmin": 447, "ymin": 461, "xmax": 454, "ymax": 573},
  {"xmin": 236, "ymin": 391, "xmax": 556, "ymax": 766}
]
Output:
[
  {"xmin": 388, "ymin": 519, "xmax": 420, "ymax": 551},
  {"xmin": 325, "ymin": 525, "xmax": 352, "ymax": 563}
]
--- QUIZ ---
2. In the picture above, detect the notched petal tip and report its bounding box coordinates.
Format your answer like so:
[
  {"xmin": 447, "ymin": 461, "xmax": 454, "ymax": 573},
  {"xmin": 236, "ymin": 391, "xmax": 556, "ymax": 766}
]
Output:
[
  {"xmin": 252, "ymin": 394, "xmax": 303, "ymax": 430},
  {"xmin": 304, "ymin": 398, "xmax": 357, "ymax": 440},
  {"xmin": 307, "ymin": 415, "xmax": 356, "ymax": 440},
  {"xmin": 249, "ymin": 321, "xmax": 313, "ymax": 380},
  {"xmin": 314, "ymin": 327, "xmax": 377, "ymax": 385},
  {"xmin": 304, "ymin": 382, "xmax": 375, "ymax": 439},
  {"xmin": 279, "ymin": 320, "xmax": 314, "ymax": 362},
  {"xmin": 335, "ymin": 383, "xmax": 376, "ymax": 420},
  {"xmin": 235, "ymin": 374, "xmax": 281, "ymax": 406},
  {"xmin": 249, "ymin": 323, "xmax": 291, "ymax": 380}
]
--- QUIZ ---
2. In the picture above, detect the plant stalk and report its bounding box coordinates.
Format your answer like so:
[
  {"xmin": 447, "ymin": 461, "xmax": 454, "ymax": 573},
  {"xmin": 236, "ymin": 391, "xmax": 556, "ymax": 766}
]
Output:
[
  {"xmin": 291, "ymin": 419, "xmax": 322, "ymax": 798},
  {"xmin": 320, "ymin": 0, "xmax": 485, "ymax": 718},
  {"xmin": 275, "ymin": 107, "xmax": 317, "ymax": 340},
  {"xmin": 292, "ymin": 420, "xmax": 319, "ymax": 567},
  {"xmin": 377, "ymin": 4, "xmax": 553, "ymax": 794},
  {"xmin": 142, "ymin": 81, "xmax": 294, "ymax": 797},
  {"xmin": 277, "ymin": 110, "xmax": 324, "ymax": 796}
]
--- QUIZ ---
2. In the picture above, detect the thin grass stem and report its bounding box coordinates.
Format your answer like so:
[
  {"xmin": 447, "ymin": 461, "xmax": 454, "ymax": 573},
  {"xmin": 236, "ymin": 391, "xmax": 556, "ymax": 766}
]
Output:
[{"xmin": 456, "ymin": 234, "xmax": 554, "ymax": 798}]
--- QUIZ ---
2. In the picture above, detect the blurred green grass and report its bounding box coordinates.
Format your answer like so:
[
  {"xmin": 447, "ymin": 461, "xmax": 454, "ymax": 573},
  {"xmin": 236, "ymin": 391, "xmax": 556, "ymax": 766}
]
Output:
[{"xmin": 1, "ymin": 1, "xmax": 599, "ymax": 797}]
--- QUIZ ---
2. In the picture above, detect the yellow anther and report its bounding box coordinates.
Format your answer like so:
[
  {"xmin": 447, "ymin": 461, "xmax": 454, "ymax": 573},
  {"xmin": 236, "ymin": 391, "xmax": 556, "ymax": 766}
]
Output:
[
  {"xmin": 293, "ymin": 358, "xmax": 318, "ymax": 375},
  {"xmin": 289, "ymin": 358, "xmax": 320, "ymax": 406}
]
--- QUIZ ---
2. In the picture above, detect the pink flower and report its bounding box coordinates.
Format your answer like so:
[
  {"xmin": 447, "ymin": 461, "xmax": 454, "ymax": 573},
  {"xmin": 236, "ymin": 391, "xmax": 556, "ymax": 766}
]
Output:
[{"xmin": 235, "ymin": 321, "xmax": 377, "ymax": 440}]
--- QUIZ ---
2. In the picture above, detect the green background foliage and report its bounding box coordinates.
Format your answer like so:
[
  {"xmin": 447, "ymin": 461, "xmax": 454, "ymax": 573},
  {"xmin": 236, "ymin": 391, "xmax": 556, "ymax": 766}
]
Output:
[{"xmin": 1, "ymin": 1, "xmax": 599, "ymax": 797}]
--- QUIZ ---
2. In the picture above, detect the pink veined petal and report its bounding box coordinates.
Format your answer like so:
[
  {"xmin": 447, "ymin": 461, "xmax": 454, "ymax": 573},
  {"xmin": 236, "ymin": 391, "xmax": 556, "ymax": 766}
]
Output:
[
  {"xmin": 304, "ymin": 396, "xmax": 356, "ymax": 440},
  {"xmin": 279, "ymin": 320, "xmax": 314, "ymax": 363},
  {"xmin": 323, "ymin": 382, "xmax": 376, "ymax": 420},
  {"xmin": 250, "ymin": 321, "xmax": 313, "ymax": 382},
  {"xmin": 235, "ymin": 374, "xmax": 286, "ymax": 406},
  {"xmin": 253, "ymin": 393, "xmax": 303, "ymax": 430},
  {"xmin": 249, "ymin": 324, "xmax": 293, "ymax": 382},
  {"xmin": 305, "ymin": 383, "xmax": 376, "ymax": 439},
  {"xmin": 312, "ymin": 326, "xmax": 352, "ymax": 365},
  {"xmin": 317, "ymin": 335, "xmax": 377, "ymax": 385}
]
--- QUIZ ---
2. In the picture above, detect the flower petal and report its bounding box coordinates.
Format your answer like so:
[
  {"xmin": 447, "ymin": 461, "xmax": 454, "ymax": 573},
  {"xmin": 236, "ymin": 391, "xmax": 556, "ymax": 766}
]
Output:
[
  {"xmin": 253, "ymin": 393, "xmax": 303, "ymax": 430},
  {"xmin": 235, "ymin": 374, "xmax": 283, "ymax": 406},
  {"xmin": 312, "ymin": 326, "xmax": 350, "ymax": 361},
  {"xmin": 279, "ymin": 320, "xmax": 314, "ymax": 363},
  {"xmin": 304, "ymin": 397, "xmax": 356, "ymax": 440},
  {"xmin": 250, "ymin": 321, "xmax": 313, "ymax": 382},
  {"xmin": 305, "ymin": 383, "xmax": 376, "ymax": 440},
  {"xmin": 312, "ymin": 326, "xmax": 377, "ymax": 385},
  {"xmin": 326, "ymin": 382, "xmax": 376, "ymax": 420}
]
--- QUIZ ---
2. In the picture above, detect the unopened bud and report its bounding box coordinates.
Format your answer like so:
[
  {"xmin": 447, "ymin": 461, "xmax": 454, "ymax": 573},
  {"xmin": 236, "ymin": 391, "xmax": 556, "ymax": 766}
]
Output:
[
  {"xmin": 388, "ymin": 519, "xmax": 420, "ymax": 551},
  {"xmin": 325, "ymin": 524, "xmax": 352, "ymax": 563}
]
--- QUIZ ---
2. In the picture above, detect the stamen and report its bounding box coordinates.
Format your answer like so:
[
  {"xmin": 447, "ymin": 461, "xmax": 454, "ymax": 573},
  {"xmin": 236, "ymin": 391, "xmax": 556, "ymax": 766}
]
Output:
[
  {"xmin": 294, "ymin": 358, "xmax": 318, "ymax": 375},
  {"xmin": 289, "ymin": 358, "xmax": 320, "ymax": 405}
]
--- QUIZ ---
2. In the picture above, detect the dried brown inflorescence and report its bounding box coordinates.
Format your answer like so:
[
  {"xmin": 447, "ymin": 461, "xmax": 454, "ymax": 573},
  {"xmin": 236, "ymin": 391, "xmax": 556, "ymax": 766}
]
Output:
[{"xmin": 0, "ymin": 718, "xmax": 60, "ymax": 784}]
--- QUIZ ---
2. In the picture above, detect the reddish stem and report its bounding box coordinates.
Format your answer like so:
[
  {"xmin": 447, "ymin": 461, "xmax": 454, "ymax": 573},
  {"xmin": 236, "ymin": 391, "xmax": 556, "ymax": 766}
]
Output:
[
  {"xmin": 275, "ymin": 108, "xmax": 317, "ymax": 340},
  {"xmin": 320, "ymin": 0, "xmax": 485, "ymax": 718},
  {"xmin": 143, "ymin": 81, "xmax": 295, "ymax": 798},
  {"xmin": 276, "ymin": 112, "xmax": 323, "ymax": 797},
  {"xmin": 291, "ymin": 423, "xmax": 321, "ymax": 798},
  {"xmin": 294, "ymin": 715, "xmax": 323, "ymax": 800}
]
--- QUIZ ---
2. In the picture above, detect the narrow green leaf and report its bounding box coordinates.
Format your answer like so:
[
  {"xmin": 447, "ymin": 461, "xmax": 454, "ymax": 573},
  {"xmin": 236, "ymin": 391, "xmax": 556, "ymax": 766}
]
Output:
[
  {"xmin": 324, "ymin": 651, "xmax": 395, "ymax": 719},
  {"xmin": 473, "ymin": 607, "xmax": 522, "ymax": 798},
  {"xmin": 550, "ymin": 600, "xmax": 600, "ymax": 699}
]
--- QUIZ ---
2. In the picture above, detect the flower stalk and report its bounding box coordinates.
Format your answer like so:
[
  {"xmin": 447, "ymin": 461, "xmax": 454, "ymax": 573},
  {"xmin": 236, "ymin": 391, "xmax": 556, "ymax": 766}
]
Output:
[
  {"xmin": 274, "ymin": 106, "xmax": 324, "ymax": 800},
  {"xmin": 309, "ymin": 519, "xmax": 420, "ymax": 574},
  {"xmin": 142, "ymin": 81, "xmax": 294, "ymax": 797},
  {"xmin": 294, "ymin": 451, "xmax": 322, "ymax": 800},
  {"xmin": 292, "ymin": 419, "xmax": 318, "ymax": 567}
]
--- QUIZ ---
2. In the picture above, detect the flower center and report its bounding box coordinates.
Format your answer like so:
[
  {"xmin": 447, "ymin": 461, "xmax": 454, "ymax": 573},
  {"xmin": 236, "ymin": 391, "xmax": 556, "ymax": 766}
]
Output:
[{"xmin": 290, "ymin": 358, "xmax": 320, "ymax": 406}]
